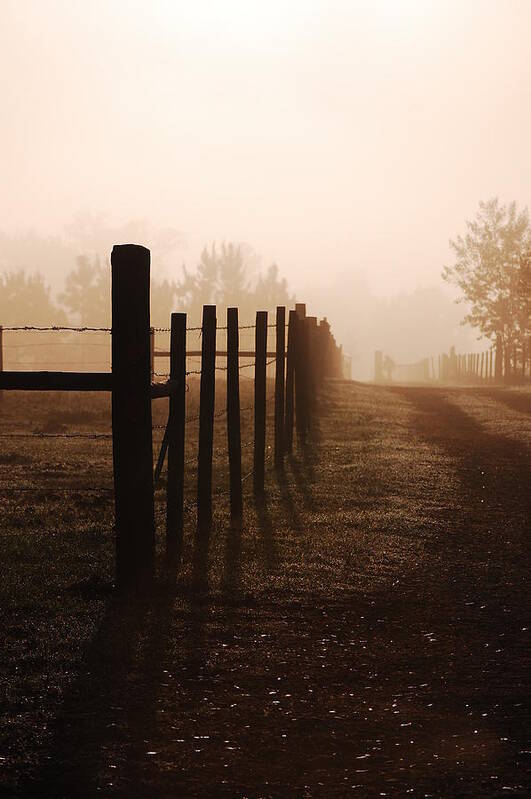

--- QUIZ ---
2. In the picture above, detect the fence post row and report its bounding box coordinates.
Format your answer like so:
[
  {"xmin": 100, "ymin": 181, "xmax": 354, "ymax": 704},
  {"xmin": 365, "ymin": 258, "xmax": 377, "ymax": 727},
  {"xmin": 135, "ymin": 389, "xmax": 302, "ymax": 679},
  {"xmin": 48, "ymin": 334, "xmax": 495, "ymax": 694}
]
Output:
[
  {"xmin": 1, "ymin": 240, "xmax": 350, "ymax": 589},
  {"xmin": 380, "ymin": 343, "xmax": 530, "ymax": 385}
]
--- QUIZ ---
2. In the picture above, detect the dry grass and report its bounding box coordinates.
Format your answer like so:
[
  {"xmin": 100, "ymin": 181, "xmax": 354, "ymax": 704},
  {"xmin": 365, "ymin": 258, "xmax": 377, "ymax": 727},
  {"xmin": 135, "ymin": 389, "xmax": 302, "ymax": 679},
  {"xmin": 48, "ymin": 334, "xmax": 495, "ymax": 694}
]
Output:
[{"xmin": 0, "ymin": 382, "xmax": 529, "ymax": 797}]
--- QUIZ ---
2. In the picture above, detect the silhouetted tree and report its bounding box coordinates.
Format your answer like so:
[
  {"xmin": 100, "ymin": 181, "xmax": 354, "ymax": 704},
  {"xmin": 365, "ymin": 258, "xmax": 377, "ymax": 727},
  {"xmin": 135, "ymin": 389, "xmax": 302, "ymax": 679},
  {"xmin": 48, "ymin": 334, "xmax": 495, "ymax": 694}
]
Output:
[
  {"xmin": 0, "ymin": 271, "xmax": 65, "ymax": 325},
  {"xmin": 60, "ymin": 254, "xmax": 184, "ymax": 328},
  {"xmin": 442, "ymin": 198, "xmax": 530, "ymax": 355},
  {"xmin": 179, "ymin": 243, "xmax": 294, "ymax": 324},
  {"xmin": 254, "ymin": 263, "xmax": 294, "ymax": 311},
  {"xmin": 59, "ymin": 255, "xmax": 109, "ymax": 326},
  {"xmin": 150, "ymin": 277, "xmax": 186, "ymax": 327}
]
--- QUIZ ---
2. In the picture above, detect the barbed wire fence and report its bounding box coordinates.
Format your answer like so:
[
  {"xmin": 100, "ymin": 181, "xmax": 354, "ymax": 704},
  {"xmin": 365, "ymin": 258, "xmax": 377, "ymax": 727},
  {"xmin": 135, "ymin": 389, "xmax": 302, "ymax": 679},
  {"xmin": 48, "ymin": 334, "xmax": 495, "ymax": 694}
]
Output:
[
  {"xmin": 373, "ymin": 344, "xmax": 530, "ymax": 385},
  {"xmin": 0, "ymin": 245, "xmax": 347, "ymax": 588}
]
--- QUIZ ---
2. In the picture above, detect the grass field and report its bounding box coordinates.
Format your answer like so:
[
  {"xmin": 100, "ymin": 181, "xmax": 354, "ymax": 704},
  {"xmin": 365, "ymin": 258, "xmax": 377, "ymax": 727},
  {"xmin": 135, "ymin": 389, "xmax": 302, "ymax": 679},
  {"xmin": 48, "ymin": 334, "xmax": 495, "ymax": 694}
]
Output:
[{"xmin": 1, "ymin": 381, "xmax": 530, "ymax": 797}]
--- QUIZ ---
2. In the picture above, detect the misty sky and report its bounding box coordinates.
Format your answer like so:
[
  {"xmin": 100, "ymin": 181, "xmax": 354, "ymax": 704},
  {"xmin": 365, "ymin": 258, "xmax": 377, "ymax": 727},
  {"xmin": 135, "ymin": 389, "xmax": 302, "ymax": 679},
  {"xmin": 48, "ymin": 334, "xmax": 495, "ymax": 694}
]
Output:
[{"xmin": 2, "ymin": 0, "xmax": 531, "ymax": 304}]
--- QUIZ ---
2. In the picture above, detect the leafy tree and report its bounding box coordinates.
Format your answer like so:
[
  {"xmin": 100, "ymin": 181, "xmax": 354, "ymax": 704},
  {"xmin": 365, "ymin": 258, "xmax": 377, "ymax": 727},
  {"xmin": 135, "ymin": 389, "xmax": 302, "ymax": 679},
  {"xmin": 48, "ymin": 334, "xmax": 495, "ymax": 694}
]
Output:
[{"xmin": 442, "ymin": 198, "xmax": 530, "ymax": 353}]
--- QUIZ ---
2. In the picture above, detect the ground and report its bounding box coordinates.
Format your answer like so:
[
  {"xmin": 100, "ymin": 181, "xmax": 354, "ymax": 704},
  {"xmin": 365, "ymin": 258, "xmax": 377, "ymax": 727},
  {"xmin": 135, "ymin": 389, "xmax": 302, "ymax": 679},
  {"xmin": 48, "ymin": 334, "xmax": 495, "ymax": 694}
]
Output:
[{"xmin": 0, "ymin": 381, "xmax": 530, "ymax": 798}]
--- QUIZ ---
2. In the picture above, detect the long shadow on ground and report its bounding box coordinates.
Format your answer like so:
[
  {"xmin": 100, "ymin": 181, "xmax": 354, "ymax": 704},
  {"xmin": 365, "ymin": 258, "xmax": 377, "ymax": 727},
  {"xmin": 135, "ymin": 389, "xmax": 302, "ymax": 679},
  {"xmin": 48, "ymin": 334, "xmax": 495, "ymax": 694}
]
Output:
[
  {"xmin": 387, "ymin": 386, "xmax": 531, "ymax": 795},
  {"xmin": 481, "ymin": 387, "xmax": 531, "ymax": 416}
]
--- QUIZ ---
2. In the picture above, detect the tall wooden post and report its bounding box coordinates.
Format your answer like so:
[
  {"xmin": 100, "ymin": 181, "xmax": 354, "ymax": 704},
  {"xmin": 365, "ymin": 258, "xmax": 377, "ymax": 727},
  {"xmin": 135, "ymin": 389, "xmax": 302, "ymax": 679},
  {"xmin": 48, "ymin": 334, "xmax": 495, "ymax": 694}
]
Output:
[
  {"xmin": 306, "ymin": 316, "xmax": 318, "ymax": 406},
  {"xmin": 166, "ymin": 312, "xmax": 186, "ymax": 563},
  {"xmin": 295, "ymin": 304, "xmax": 307, "ymax": 442},
  {"xmin": 111, "ymin": 244, "xmax": 155, "ymax": 589},
  {"xmin": 254, "ymin": 311, "xmax": 268, "ymax": 494},
  {"xmin": 197, "ymin": 305, "xmax": 216, "ymax": 536},
  {"xmin": 227, "ymin": 308, "xmax": 243, "ymax": 527},
  {"xmin": 284, "ymin": 310, "xmax": 297, "ymax": 454},
  {"xmin": 317, "ymin": 320, "xmax": 327, "ymax": 385},
  {"xmin": 319, "ymin": 317, "xmax": 331, "ymax": 380},
  {"xmin": 274, "ymin": 306, "xmax": 286, "ymax": 469}
]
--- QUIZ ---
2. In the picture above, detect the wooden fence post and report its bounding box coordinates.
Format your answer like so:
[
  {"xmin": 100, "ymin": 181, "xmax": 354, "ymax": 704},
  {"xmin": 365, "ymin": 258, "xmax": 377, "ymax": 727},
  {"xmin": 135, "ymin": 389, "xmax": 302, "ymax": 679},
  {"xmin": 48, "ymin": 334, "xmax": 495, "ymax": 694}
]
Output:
[
  {"xmin": 306, "ymin": 316, "xmax": 318, "ymax": 405},
  {"xmin": 295, "ymin": 303, "xmax": 308, "ymax": 442},
  {"xmin": 166, "ymin": 312, "xmax": 186, "ymax": 563},
  {"xmin": 284, "ymin": 310, "xmax": 297, "ymax": 454},
  {"xmin": 197, "ymin": 305, "xmax": 216, "ymax": 536},
  {"xmin": 274, "ymin": 306, "xmax": 286, "ymax": 469},
  {"xmin": 227, "ymin": 307, "xmax": 243, "ymax": 527},
  {"xmin": 111, "ymin": 244, "xmax": 155, "ymax": 589},
  {"xmin": 319, "ymin": 317, "xmax": 331, "ymax": 380},
  {"xmin": 254, "ymin": 310, "xmax": 267, "ymax": 494}
]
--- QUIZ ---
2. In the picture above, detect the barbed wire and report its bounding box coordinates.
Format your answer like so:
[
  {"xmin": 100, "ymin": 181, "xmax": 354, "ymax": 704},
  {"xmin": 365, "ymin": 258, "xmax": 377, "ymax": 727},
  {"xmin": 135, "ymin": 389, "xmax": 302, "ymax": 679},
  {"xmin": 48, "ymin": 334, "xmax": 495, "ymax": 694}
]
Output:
[
  {"xmin": 0, "ymin": 432, "xmax": 112, "ymax": 440},
  {"xmin": 2, "ymin": 326, "xmax": 111, "ymax": 332},
  {"xmin": 0, "ymin": 486, "xmax": 114, "ymax": 493},
  {"xmin": 3, "ymin": 320, "xmax": 281, "ymax": 334},
  {"xmin": 214, "ymin": 357, "xmax": 276, "ymax": 373},
  {"xmin": 152, "ymin": 322, "xmax": 277, "ymax": 333}
]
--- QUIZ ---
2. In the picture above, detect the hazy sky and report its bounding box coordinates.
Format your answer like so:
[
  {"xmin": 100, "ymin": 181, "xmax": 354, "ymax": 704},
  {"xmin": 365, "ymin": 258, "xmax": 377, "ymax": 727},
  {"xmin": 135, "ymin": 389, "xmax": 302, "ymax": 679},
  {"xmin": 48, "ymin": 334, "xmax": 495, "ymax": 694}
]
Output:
[{"xmin": 2, "ymin": 0, "xmax": 531, "ymax": 299}]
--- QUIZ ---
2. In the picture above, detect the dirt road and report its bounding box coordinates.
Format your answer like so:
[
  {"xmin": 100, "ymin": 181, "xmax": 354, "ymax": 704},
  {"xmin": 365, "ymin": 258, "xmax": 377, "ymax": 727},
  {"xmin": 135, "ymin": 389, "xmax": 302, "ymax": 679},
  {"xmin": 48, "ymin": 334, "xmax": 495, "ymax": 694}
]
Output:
[{"xmin": 3, "ymin": 383, "xmax": 530, "ymax": 797}]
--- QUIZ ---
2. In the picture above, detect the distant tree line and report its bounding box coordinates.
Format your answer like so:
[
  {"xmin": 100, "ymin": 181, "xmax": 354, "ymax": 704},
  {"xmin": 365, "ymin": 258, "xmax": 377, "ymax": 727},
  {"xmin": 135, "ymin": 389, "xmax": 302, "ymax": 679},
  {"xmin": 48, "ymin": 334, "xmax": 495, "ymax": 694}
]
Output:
[
  {"xmin": 443, "ymin": 198, "xmax": 531, "ymax": 378},
  {"xmin": 0, "ymin": 241, "xmax": 294, "ymax": 327}
]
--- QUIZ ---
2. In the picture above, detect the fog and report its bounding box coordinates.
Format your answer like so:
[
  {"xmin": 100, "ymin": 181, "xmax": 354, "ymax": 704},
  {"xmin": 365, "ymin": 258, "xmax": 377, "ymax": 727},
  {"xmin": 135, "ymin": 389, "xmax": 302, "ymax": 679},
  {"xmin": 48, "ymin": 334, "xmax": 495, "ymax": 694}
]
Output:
[{"xmin": 2, "ymin": 0, "xmax": 530, "ymax": 377}]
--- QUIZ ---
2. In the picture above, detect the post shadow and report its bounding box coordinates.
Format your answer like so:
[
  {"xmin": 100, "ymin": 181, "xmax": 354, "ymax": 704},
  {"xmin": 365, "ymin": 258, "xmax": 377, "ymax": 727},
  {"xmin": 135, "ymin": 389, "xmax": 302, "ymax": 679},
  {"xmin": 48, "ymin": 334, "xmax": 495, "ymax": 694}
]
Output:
[
  {"xmin": 222, "ymin": 519, "xmax": 243, "ymax": 597},
  {"xmin": 20, "ymin": 574, "xmax": 209, "ymax": 798},
  {"xmin": 253, "ymin": 490, "xmax": 278, "ymax": 575}
]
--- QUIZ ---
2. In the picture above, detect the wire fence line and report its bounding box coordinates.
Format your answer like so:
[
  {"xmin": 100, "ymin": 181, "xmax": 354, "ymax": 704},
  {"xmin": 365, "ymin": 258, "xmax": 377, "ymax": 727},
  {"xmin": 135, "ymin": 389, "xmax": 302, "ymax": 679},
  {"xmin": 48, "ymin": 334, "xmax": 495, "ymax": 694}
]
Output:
[
  {"xmin": 1, "ymin": 256, "xmax": 345, "ymax": 590},
  {"xmin": 2, "ymin": 321, "xmax": 267, "ymax": 333},
  {"xmin": 0, "ymin": 432, "xmax": 112, "ymax": 440},
  {"xmin": 0, "ymin": 486, "xmax": 114, "ymax": 493},
  {"xmin": 2, "ymin": 326, "xmax": 112, "ymax": 332}
]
